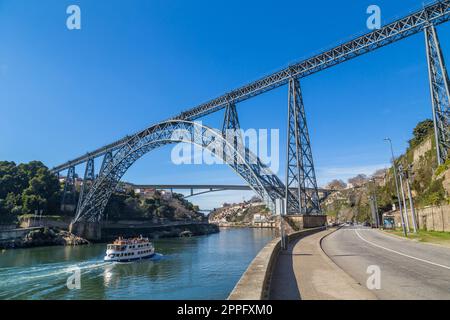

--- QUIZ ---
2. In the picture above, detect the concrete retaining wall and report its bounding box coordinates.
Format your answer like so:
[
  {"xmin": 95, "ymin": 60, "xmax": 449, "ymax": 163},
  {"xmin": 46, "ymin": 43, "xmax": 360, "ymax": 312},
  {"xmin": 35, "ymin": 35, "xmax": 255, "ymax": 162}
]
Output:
[
  {"xmin": 0, "ymin": 227, "xmax": 43, "ymax": 241},
  {"xmin": 227, "ymin": 226, "xmax": 326, "ymax": 300},
  {"xmin": 20, "ymin": 218, "xmax": 70, "ymax": 229},
  {"xmin": 284, "ymin": 215, "xmax": 327, "ymax": 230},
  {"xmin": 70, "ymin": 222, "xmax": 102, "ymax": 241}
]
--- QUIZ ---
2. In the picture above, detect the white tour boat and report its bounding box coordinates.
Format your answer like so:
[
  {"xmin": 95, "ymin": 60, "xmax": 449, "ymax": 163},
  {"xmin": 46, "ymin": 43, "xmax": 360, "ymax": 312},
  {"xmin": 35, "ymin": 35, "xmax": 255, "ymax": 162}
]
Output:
[{"xmin": 104, "ymin": 235, "xmax": 155, "ymax": 262}]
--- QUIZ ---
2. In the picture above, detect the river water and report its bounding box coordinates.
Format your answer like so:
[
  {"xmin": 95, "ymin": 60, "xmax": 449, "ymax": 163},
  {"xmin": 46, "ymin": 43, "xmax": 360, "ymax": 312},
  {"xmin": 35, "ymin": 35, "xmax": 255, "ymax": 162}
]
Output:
[{"xmin": 0, "ymin": 228, "xmax": 275, "ymax": 300}]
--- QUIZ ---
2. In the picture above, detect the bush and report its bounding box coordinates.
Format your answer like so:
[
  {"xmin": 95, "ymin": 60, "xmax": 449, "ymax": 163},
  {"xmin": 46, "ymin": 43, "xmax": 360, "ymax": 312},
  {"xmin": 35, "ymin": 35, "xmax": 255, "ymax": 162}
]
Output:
[{"xmin": 435, "ymin": 158, "xmax": 450, "ymax": 176}]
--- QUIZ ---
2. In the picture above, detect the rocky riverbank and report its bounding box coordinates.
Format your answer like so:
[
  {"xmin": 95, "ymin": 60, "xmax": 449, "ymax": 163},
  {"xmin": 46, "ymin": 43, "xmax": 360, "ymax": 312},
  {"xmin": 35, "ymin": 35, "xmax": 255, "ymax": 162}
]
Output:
[
  {"xmin": 0, "ymin": 227, "xmax": 89, "ymax": 249},
  {"xmin": 101, "ymin": 223, "xmax": 220, "ymax": 241}
]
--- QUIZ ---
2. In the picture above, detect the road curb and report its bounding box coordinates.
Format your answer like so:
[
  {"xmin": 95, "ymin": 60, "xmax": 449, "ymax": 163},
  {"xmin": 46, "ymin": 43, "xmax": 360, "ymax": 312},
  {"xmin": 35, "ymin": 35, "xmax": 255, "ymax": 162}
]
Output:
[
  {"xmin": 228, "ymin": 227, "xmax": 325, "ymax": 300},
  {"xmin": 379, "ymin": 229, "xmax": 450, "ymax": 249}
]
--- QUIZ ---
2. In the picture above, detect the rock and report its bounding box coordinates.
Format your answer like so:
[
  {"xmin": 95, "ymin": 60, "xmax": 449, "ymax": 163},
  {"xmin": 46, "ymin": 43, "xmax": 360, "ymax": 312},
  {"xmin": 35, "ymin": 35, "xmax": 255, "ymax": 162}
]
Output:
[{"xmin": 0, "ymin": 227, "xmax": 89, "ymax": 249}]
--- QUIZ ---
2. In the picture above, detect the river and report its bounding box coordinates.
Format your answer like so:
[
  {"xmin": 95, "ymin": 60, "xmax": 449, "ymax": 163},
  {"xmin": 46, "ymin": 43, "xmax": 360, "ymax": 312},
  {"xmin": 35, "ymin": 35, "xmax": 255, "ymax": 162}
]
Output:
[{"xmin": 0, "ymin": 227, "xmax": 275, "ymax": 300}]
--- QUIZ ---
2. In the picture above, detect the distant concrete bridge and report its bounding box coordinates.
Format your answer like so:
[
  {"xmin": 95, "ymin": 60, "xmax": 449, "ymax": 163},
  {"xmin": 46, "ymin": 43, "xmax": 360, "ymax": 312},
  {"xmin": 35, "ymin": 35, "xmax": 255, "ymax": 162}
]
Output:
[{"xmin": 129, "ymin": 184, "xmax": 333, "ymax": 200}]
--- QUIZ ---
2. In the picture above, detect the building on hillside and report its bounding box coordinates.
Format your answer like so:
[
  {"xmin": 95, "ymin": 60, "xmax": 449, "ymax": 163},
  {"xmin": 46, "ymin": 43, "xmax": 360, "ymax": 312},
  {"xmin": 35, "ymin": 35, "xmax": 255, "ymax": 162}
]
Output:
[
  {"xmin": 372, "ymin": 169, "xmax": 388, "ymax": 187},
  {"xmin": 160, "ymin": 190, "xmax": 172, "ymax": 200},
  {"xmin": 134, "ymin": 187, "xmax": 156, "ymax": 197},
  {"xmin": 253, "ymin": 214, "xmax": 266, "ymax": 223},
  {"xmin": 58, "ymin": 176, "xmax": 83, "ymax": 189}
]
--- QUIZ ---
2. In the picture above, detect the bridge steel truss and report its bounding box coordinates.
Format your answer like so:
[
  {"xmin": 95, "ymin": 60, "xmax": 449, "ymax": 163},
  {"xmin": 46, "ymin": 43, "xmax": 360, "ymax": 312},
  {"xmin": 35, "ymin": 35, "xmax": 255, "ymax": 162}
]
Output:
[
  {"xmin": 285, "ymin": 78, "xmax": 320, "ymax": 214},
  {"xmin": 425, "ymin": 23, "xmax": 450, "ymax": 165},
  {"xmin": 53, "ymin": 0, "xmax": 450, "ymax": 222},
  {"xmin": 73, "ymin": 120, "xmax": 285, "ymax": 222},
  {"xmin": 61, "ymin": 166, "xmax": 76, "ymax": 211}
]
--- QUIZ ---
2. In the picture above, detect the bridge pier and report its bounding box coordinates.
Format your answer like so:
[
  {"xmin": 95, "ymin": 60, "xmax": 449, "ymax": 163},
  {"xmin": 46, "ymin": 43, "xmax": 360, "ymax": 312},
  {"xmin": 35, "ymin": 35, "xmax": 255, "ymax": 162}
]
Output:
[
  {"xmin": 69, "ymin": 221, "xmax": 101, "ymax": 241},
  {"xmin": 276, "ymin": 215, "xmax": 327, "ymax": 233}
]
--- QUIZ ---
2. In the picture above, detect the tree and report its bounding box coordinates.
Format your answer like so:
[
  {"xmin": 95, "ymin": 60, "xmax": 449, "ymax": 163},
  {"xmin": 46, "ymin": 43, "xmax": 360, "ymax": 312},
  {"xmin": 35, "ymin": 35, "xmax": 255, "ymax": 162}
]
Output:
[
  {"xmin": 348, "ymin": 174, "xmax": 368, "ymax": 187},
  {"xmin": 325, "ymin": 179, "xmax": 347, "ymax": 190},
  {"xmin": 372, "ymin": 169, "xmax": 386, "ymax": 178},
  {"xmin": 0, "ymin": 161, "xmax": 61, "ymax": 219},
  {"xmin": 250, "ymin": 196, "xmax": 262, "ymax": 203},
  {"xmin": 409, "ymin": 119, "xmax": 434, "ymax": 148}
]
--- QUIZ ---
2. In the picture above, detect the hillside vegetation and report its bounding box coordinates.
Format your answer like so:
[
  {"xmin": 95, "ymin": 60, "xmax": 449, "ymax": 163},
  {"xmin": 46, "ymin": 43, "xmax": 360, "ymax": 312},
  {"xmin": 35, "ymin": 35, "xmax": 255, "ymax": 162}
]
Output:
[
  {"xmin": 0, "ymin": 161, "xmax": 202, "ymax": 225},
  {"xmin": 323, "ymin": 119, "xmax": 449, "ymax": 223},
  {"xmin": 105, "ymin": 190, "xmax": 203, "ymax": 222}
]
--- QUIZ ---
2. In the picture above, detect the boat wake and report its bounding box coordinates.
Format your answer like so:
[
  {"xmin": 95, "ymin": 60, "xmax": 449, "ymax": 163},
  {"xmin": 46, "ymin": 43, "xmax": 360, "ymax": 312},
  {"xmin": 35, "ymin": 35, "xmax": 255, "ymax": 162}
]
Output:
[{"xmin": 0, "ymin": 259, "xmax": 109, "ymax": 299}]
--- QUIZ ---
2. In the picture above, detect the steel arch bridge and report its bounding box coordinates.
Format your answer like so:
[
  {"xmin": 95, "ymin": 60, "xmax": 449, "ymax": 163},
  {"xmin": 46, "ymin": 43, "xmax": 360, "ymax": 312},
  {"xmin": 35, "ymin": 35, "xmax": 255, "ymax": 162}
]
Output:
[
  {"xmin": 52, "ymin": 1, "xmax": 450, "ymax": 224},
  {"xmin": 74, "ymin": 120, "xmax": 286, "ymax": 222}
]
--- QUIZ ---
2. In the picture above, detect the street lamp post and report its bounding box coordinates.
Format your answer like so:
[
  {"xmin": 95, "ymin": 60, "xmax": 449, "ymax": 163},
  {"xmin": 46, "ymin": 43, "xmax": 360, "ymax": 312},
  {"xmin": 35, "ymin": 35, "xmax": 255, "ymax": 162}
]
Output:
[
  {"xmin": 405, "ymin": 165, "xmax": 418, "ymax": 233},
  {"xmin": 371, "ymin": 178, "xmax": 381, "ymax": 228},
  {"xmin": 398, "ymin": 165, "xmax": 411, "ymax": 232},
  {"xmin": 369, "ymin": 178, "xmax": 380, "ymax": 228},
  {"xmin": 384, "ymin": 138, "xmax": 407, "ymax": 237}
]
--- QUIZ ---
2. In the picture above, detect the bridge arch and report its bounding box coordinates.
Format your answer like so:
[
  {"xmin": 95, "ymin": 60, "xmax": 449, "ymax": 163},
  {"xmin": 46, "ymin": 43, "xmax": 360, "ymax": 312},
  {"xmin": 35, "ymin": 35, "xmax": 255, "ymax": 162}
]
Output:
[{"xmin": 74, "ymin": 120, "xmax": 285, "ymax": 223}]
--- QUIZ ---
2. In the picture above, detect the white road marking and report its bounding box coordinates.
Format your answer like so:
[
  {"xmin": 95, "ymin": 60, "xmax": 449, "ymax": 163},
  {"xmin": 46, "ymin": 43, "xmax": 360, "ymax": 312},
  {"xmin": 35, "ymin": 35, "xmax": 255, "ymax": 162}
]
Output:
[{"xmin": 354, "ymin": 229, "xmax": 450, "ymax": 270}]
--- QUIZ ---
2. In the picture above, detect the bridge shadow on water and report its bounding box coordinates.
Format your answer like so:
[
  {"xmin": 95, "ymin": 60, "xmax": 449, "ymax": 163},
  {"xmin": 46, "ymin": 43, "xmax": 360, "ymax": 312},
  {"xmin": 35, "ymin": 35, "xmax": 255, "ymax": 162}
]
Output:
[{"xmin": 269, "ymin": 237, "xmax": 303, "ymax": 300}]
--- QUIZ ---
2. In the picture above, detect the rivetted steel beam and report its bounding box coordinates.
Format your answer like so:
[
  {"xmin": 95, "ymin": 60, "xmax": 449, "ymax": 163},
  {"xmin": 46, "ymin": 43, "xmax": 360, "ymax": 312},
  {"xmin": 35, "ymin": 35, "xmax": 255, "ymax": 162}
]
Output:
[{"xmin": 52, "ymin": 0, "xmax": 450, "ymax": 173}]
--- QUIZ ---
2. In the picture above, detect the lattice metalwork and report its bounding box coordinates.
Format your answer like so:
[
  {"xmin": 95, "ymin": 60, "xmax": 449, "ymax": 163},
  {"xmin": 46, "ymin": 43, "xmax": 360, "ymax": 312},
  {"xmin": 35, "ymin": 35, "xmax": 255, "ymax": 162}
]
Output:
[
  {"xmin": 285, "ymin": 78, "xmax": 320, "ymax": 215},
  {"xmin": 74, "ymin": 120, "xmax": 285, "ymax": 223},
  {"xmin": 425, "ymin": 24, "xmax": 450, "ymax": 165},
  {"xmin": 76, "ymin": 158, "xmax": 95, "ymax": 212},
  {"xmin": 61, "ymin": 166, "xmax": 76, "ymax": 212},
  {"xmin": 99, "ymin": 151, "xmax": 113, "ymax": 176},
  {"xmin": 222, "ymin": 103, "xmax": 241, "ymax": 134},
  {"xmin": 222, "ymin": 103, "xmax": 242, "ymax": 166},
  {"xmin": 51, "ymin": 1, "xmax": 450, "ymax": 173}
]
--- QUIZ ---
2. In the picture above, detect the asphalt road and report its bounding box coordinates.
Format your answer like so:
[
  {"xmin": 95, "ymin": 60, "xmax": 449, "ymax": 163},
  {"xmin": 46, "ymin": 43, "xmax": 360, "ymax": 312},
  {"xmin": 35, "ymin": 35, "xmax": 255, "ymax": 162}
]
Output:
[{"xmin": 321, "ymin": 226, "xmax": 450, "ymax": 299}]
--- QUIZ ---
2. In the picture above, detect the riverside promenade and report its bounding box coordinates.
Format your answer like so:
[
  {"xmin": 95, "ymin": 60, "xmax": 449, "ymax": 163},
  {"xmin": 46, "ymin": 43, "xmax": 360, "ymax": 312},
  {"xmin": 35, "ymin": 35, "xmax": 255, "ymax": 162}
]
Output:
[
  {"xmin": 228, "ymin": 227, "xmax": 376, "ymax": 300},
  {"xmin": 269, "ymin": 228, "xmax": 376, "ymax": 300}
]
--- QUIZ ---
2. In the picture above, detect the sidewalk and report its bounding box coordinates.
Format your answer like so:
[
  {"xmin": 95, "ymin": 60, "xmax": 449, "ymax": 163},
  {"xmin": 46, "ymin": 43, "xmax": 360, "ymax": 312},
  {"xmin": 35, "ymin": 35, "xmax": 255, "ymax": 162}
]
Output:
[{"xmin": 269, "ymin": 228, "xmax": 377, "ymax": 300}]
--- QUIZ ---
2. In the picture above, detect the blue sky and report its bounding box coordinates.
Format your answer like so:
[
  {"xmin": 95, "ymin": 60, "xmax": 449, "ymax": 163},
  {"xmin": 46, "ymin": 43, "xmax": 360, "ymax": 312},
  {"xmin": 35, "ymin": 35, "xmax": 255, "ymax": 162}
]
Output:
[{"xmin": 1, "ymin": 0, "xmax": 449, "ymax": 209}]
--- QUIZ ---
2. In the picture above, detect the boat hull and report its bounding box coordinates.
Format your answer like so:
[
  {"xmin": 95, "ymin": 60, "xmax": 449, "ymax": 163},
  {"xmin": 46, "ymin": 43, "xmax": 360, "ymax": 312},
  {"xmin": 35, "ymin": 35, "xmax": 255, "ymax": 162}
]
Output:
[{"xmin": 104, "ymin": 252, "xmax": 155, "ymax": 263}]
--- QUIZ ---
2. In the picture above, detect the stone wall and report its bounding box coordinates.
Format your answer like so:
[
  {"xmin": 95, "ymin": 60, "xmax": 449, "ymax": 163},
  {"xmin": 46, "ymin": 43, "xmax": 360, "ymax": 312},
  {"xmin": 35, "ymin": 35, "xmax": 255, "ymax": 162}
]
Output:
[
  {"xmin": 413, "ymin": 137, "xmax": 432, "ymax": 163},
  {"xmin": 70, "ymin": 222, "xmax": 102, "ymax": 241},
  {"xmin": 20, "ymin": 217, "xmax": 70, "ymax": 229},
  {"xmin": 0, "ymin": 227, "xmax": 43, "ymax": 241},
  {"xmin": 282, "ymin": 215, "xmax": 327, "ymax": 231},
  {"xmin": 391, "ymin": 204, "xmax": 450, "ymax": 232}
]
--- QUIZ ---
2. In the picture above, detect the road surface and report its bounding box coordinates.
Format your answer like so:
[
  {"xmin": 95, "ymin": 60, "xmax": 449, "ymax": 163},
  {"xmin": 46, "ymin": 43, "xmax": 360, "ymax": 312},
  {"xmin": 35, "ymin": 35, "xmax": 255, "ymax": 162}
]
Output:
[
  {"xmin": 321, "ymin": 226, "xmax": 450, "ymax": 299},
  {"xmin": 269, "ymin": 228, "xmax": 376, "ymax": 300}
]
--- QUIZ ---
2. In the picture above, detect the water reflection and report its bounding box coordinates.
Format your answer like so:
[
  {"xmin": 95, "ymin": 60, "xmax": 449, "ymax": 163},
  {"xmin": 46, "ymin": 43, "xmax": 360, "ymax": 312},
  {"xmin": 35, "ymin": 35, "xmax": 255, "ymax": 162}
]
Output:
[{"xmin": 0, "ymin": 228, "xmax": 275, "ymax": 299}]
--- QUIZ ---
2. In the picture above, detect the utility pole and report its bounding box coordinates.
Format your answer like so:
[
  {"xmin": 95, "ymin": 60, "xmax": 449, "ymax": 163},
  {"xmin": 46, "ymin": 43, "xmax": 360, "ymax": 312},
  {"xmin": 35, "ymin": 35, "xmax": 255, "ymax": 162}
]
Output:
[
  {"xmin": 370, "ymin": 178, "xmax": 380, "ymax": 228},
  {"xmin": 384, "ymin": 138, "xmax": 407, "ymax": 237},
  {"xmin": 278, "ymin": 198, "xmax": 287, "ymax": 250},
  {"xmin": 373, "ymin": 187, "xmax": 380, "ymax": 228},
  {"xmin": 398, "ymin": 165, "xmax": 411, "ymax": 233},
  {"xmin": 368, "ymin": 195, "xmax": 377, "ymax": 228},
  {"xmin": 405, "ymin": 165, "xmax": 418, "ymax": 233}
]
